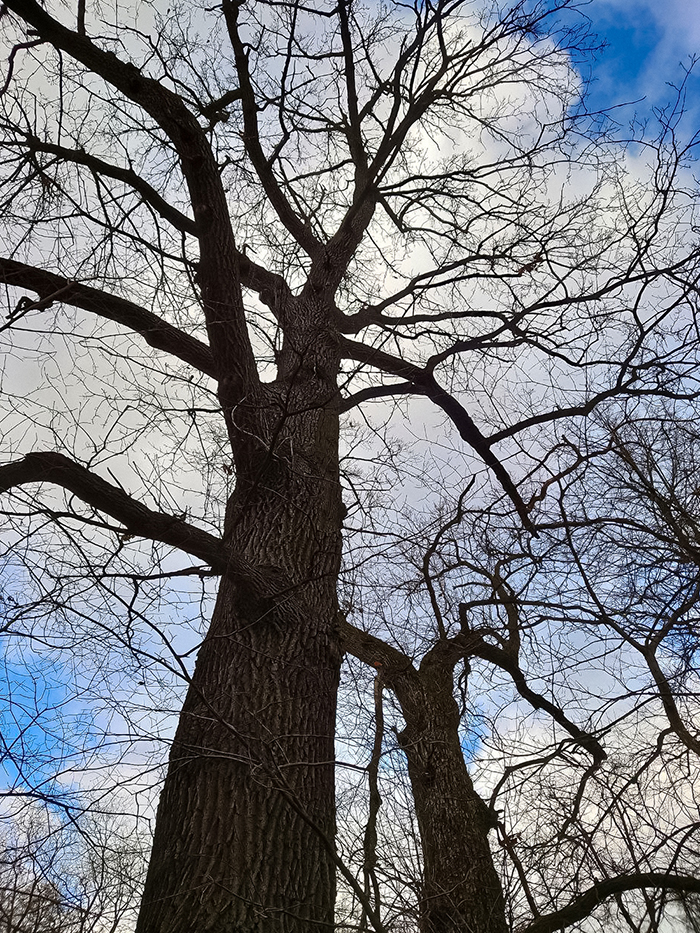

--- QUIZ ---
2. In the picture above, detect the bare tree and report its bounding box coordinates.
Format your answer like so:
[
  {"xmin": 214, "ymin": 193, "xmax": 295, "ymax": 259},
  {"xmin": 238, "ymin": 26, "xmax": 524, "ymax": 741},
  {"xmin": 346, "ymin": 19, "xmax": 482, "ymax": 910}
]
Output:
[
  {"xmin": 0, "ymin": 807, "xmax": 145, "ymax": 933},
  {"xmin": 0, "ymin": 0, "xmax": 699, "ymax": 930},
  {"xmin": 339, "ymin": 417, "xmax": 700, "ymax": 931}
]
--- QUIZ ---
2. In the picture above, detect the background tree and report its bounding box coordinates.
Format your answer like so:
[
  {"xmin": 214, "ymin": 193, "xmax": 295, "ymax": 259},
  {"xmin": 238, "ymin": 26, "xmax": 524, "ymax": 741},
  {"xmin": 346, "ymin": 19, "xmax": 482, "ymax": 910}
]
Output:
[
  {"xmin": 0, "ymin": 0, "xmax": 699, "ymax": 931},
  {"xmin": 0, "ymin": 807, "xmax": 145, "ymax": 933},
  {"xmin": 338, "ymin": 400, "xmax": 700, "ymax": 931}
]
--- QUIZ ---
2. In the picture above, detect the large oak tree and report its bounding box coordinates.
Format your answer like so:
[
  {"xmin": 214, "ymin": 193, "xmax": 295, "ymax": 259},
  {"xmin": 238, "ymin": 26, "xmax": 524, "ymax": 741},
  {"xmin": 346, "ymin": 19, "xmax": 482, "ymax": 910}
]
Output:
[{"xmin": 1, "ymin": 0, "xmax": 699, "ymax": 930}]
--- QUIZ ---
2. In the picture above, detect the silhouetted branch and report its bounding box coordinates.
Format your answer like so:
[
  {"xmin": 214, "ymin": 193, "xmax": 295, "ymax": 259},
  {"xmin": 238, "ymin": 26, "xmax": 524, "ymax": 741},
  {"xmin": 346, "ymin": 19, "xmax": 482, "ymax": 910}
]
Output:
[
  {"xmin": 0, "ymin": 451, "xmax": 227, "ymax": 570},
  {"xmin": 522, "ymin": 873, "xmax": 700, "ymax": 933},
  {"xmin": 340, "ymin": 336, "xmax": 535, "ymax": 530},
  {"xmin": 0, "ymin": 258, "xmax": 217, "ymax": 377}
]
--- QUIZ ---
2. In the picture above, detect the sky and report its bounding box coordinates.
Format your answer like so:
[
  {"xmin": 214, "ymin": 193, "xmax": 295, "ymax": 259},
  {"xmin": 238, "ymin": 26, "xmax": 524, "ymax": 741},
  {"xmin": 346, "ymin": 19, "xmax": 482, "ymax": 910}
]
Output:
[
  {"xmin": 574, "ymin": 0, "xmax": 700, "ymax": 118},
  {"xmin": 1, "ymin": 3, "xmax": 700, "ymax": 927}
]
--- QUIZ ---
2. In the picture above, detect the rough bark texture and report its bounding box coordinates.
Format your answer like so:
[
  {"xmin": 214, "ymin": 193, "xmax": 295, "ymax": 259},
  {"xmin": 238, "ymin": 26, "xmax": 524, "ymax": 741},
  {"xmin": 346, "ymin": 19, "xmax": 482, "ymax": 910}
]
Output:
[
  {"xmin": 341, "ymin": 621, "xmax": 509, "ymax": 933},
  {"xmin": 394, "ymin": 662, "xmax": 508, "ymax": 933},
  {"xmin": 137, "ymin": 572, "xmax": 340, "ymax": 933},
  {"xmin": 137, "ymin": 315, "xmax": 344, "ymax": 933}
]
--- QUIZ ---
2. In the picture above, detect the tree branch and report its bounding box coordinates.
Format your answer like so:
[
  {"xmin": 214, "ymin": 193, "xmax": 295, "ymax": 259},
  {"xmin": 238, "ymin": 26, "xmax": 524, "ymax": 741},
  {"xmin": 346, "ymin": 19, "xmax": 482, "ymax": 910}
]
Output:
[
  {"xmin": 340, "ymin": 337, "xmax": 535, "ymax": 530},
  {"xmin": 339, "ymin": 612, "xmax": 416, "ymax": 680},
  {"xmin": 339, "ymin": 381, "xmax": 416, "ymax": 413},
  {"xmin": 0, "ymin": 258, "xmax": 217, "ymax": 378},
  {"xmin": 0, "ymin": 452, "xmax": 227, "ymax": 571},
  {"xmin": 3, "ymin": 0, "xmax": 258, "ymax": 396},
  {"xmin": 339, "ymin": 337, "xmax": 424, "ymax": 382},
  {"xmin": 456, "ymin": 619, "xmax": 606, "ymax": 764},
  {"xmin": 221, "ymin": 0, "xmax": 321, "ymax": 258},
  {"xmin": 642, "ymin": 646, "xmax": 700, "ymax": 756},
  {"xmin": 361, "ymin": 672, "xmax": 384, "ymax": 932},
  {"xmin": 4, "ymin": 132, "xmax": 198, "ymax": 236},
  {"xmin": 521, "ymin": 873, "xmax": 700, "ymax": 933},
  {"xmin": 488, "ymin": 386, "xmax": 633, "ymax": 444}
]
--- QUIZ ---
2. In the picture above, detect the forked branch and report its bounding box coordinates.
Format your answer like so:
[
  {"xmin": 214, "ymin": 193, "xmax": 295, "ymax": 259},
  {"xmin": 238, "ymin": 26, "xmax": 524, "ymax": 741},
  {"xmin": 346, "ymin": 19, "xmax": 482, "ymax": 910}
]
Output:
[{"xmin": 3, "ymin": 0, "xmax": 258, "ymax": 395}]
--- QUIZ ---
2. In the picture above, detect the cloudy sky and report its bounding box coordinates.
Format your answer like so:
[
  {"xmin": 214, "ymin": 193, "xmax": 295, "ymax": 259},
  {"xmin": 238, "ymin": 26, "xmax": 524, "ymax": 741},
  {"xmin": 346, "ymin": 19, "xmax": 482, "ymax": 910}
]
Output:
[
  {"xmin": 578, "ymin": 0, "xmax": 700, "ymax": 117},
  {"xmin": 2, "ymin": 0, "xmax": 699, "ymax": 798}
]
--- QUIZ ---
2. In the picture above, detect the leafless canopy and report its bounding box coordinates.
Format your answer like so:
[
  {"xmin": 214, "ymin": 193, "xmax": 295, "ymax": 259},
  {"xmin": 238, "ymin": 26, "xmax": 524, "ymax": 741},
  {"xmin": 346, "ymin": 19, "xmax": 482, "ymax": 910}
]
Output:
[{"xmin": 0, "ymin": 0, "xmax": 699, "ymax": 930}]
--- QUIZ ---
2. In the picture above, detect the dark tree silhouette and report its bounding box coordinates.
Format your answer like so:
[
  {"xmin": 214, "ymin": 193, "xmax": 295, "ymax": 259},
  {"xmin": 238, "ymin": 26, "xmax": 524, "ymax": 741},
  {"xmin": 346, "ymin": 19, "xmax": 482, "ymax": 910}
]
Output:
[{"xmin": 1, "ymin": 0, "xmax": 699, "ymax": 930}]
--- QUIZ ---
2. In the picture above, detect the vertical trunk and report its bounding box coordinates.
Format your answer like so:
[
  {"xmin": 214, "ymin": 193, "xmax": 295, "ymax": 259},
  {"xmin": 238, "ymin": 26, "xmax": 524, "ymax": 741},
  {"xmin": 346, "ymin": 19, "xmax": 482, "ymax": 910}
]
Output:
[
  {"xmin": 340, "ymin": 619, "xmax": 509, "ymax": 933},
  {"xmin": 137, "ymin": 569, "xmax": 340, "ymax": 933},
  {"xmin": 137, "ymin": 339, "xmax": 344, "ymax": 932},
  {"xmin": 394, "ymin": 664, "xmax": 508, "ymax": 933}
]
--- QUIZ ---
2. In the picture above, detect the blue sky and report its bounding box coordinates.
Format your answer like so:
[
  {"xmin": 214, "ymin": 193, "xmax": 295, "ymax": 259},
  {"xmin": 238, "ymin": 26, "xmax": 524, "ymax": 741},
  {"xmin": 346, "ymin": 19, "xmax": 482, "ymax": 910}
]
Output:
[
  {"xmin": 574, "ymin": 0, "xmax": 700, "ymax": 117},
  {"xmin": 0, "ymin": 643, "xmax": 88, "ymax": 803}
]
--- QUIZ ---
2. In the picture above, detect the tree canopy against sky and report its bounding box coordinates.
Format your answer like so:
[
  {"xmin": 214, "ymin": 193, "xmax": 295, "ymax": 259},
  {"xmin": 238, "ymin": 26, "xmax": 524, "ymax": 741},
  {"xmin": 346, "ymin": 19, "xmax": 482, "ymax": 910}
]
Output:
[{"xmin": 0, "ymin": 0, "xmax": 700, "ymax": 931}]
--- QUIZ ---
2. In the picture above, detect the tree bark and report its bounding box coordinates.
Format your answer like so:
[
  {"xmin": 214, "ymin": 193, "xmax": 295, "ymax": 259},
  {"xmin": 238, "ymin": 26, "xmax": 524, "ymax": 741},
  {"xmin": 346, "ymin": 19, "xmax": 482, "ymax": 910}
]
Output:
[
  {"xmin": 394, "ymin": 661, "xmax": 508, "ymax": 933},
  {"xmin": 136, "ymin": 570, "xmax": 340, "ymax": 933},
  {"xmin": 137, "ymin": 325, "xmax": 344, "ymax": 932},
  {"xmin": 341, "ymin": 621, "xmax": 508, "ymax": 933}
]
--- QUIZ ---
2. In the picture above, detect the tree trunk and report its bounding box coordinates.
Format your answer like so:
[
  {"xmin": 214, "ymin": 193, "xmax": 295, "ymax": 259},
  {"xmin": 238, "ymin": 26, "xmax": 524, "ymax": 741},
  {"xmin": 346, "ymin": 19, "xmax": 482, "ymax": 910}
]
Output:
[
  {"xmin": 341, "ymin": 619, "xmax": 509, "ymax": 933},
  {"xmin": 137, "ymin": 347, "xmax": 344, "ymax": 932},
  {"xmin": 394, "ymin": 662, "xmax": 508, "ymax": 933}
]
